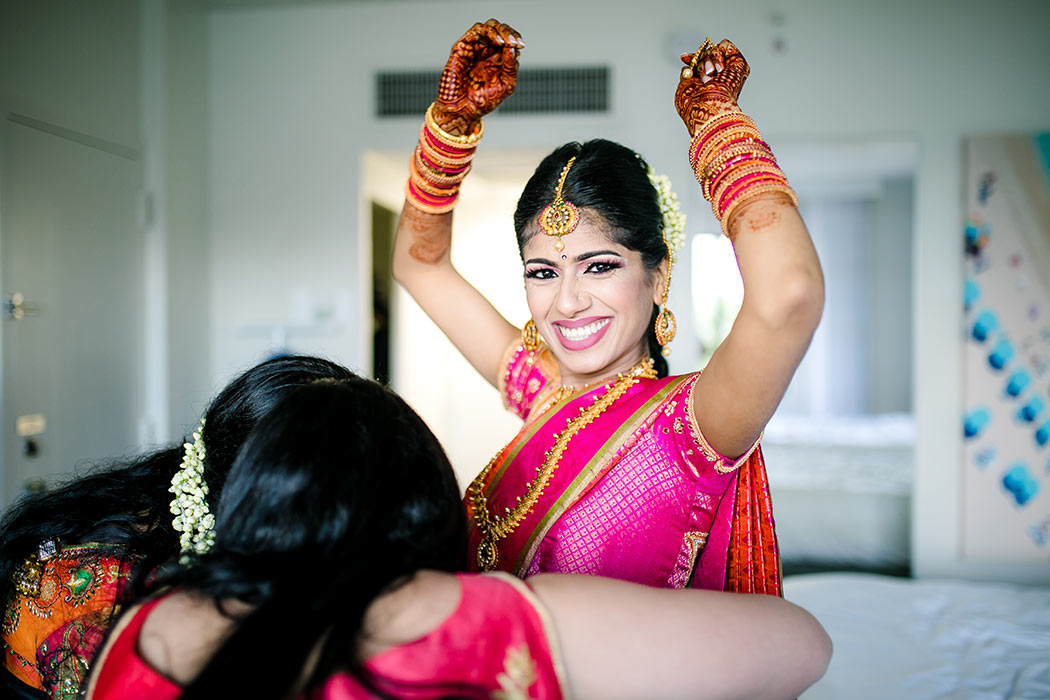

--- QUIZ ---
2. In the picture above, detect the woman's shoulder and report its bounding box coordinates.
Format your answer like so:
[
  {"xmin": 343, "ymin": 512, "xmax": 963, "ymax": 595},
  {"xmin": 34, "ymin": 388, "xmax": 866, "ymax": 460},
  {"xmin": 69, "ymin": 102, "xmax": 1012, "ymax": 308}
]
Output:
[
  {"xmin": 121, "ymin": 591, "xmax": 239, "ymax": 688},
  {"xmin": 359, "ymin": 570, "xmax": 463, "ymax": 658},
  {"xmin": 83, "ymin": 594, "xmax": 182, "ymax": 700},
  {"xmin": 357, "ymin": 572, "xmax": 567, "ymax": 698},
  {"xmin": 499, "ymin": 343, "xmax": 561, "ymax": 419}
]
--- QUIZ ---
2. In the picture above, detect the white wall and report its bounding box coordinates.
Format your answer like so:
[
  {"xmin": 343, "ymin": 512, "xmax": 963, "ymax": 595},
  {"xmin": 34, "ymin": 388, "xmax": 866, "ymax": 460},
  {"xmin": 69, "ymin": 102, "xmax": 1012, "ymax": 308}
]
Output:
[
  {"xmin": 153, "ymin": 0, "xmax": 214, "ymax": 438},
  {"xmin": 206, "ymin": 0, "xmax": 1050, "ymax": 581}
]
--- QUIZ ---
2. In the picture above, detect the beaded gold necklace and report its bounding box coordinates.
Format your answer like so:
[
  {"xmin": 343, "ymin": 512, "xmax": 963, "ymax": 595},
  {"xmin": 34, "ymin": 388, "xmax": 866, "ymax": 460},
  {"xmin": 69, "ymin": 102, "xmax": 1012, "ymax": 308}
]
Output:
[{"xmin": 468, "ymin": 357, "xmax": 657, "ymax": 570}]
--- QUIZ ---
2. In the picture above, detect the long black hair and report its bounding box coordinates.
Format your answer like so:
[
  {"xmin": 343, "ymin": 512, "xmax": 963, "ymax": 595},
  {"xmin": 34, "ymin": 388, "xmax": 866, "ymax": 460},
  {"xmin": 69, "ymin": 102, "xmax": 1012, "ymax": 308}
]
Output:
[
  {"xmin": 151, "ymin": 378, "xmax": 467, "ymax": 699},
  {"xmin": 0, "ymin": 355, "xmax": 357, "ymax": 610},
  {"xmin": 514, "ymin": 139, "xmax": 670, "ymax": 377}
]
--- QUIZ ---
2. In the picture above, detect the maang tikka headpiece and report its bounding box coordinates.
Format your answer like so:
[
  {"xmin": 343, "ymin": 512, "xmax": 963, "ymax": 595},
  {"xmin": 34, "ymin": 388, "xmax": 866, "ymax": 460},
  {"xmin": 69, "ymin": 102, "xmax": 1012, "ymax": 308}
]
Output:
[{"xmin": 539, "ymin": 156, "xmax": 580, "ymax": 251}]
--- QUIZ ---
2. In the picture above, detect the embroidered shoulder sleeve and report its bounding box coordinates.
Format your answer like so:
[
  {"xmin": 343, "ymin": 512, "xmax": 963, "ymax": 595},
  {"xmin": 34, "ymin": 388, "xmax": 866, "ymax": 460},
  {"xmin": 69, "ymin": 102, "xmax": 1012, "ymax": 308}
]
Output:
[
  {"xmin": 483, "ymin": 573, "xmax": 572, "ymax": 699},
  {"xmin": 499, "ymin": 343, "xmax": 560, "ymax": 420},
  {"xmin": 676, "ymin": 373, "xmax": 761, "ymax": 475}
]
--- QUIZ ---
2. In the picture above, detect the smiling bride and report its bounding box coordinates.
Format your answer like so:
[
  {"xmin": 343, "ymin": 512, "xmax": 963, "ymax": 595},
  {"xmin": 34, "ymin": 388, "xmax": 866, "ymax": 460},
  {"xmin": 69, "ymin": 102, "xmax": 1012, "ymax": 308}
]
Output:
[{"xmin": 392, "ymin": 20, "xmax": 824, "ymax": 594}]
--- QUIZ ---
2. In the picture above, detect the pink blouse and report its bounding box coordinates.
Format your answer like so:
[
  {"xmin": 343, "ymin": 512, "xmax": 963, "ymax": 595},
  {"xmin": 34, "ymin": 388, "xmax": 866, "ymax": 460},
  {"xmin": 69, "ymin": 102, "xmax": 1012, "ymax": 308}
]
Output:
[{"xmin": 87, "ymin": 573, "xmax": 569, "ymax": 700}]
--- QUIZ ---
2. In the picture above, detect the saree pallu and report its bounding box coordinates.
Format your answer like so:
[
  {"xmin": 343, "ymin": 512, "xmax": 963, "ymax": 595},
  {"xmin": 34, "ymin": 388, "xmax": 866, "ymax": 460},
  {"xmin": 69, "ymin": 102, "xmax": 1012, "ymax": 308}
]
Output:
[
  {"xmin": 468, "ymin": 344, "xmax": 781, "ymax": 594},
  {"xmin": 2, "ymin": 543, "xmax": 140, "ymax": 700}
]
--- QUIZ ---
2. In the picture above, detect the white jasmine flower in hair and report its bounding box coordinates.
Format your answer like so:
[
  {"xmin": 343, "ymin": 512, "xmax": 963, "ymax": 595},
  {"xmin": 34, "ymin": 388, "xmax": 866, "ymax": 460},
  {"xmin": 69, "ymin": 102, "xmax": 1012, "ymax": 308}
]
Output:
[{"xmin": 646, "ymin": 167, "xmax": 687, "ymax": 261}]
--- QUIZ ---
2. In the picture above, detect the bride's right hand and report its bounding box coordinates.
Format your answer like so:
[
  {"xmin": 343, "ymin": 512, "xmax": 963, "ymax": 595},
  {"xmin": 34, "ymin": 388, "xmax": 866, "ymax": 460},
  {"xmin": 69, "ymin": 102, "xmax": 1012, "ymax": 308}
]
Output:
[
  {"xmin": 431, "ymin": 19, "xmax": 524, "ymax": 136},
  {"xmin": 674, "ymin": 38, "xmax": 749, "ymax": 136}
]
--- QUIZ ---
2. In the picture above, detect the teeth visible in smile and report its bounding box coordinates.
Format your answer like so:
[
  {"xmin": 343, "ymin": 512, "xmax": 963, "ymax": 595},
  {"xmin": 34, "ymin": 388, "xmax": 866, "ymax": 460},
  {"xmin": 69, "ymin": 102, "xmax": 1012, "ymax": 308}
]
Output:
[{"xmin": 557, "ymin": 319, "xmax": 609, "ymax": 341}]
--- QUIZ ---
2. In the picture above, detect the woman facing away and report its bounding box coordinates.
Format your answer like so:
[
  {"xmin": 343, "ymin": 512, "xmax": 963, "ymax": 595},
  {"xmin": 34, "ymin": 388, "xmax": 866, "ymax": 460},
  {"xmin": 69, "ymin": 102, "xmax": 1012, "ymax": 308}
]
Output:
[
  {"xmin": 0, "ymin": 355, "xmax": 356, "ymax": 700},
  {"xmin": 85, "ymin": 378, "xmax": 831, "ymax": 700},
  {"xmin": 392, "ymin": 21, "xmax": 824, "ymax": 592}
]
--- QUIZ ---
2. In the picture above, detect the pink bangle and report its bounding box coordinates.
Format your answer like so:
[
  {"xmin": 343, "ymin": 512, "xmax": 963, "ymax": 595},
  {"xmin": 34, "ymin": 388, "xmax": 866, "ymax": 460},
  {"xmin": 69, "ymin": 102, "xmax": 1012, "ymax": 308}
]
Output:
[
  {"xmin": 406, "ymin": 179, "xmax": 459, "ymax": 214},
  {"xmin": 717, "ymin": 173, "xmax": 788, "ymax": 218}
]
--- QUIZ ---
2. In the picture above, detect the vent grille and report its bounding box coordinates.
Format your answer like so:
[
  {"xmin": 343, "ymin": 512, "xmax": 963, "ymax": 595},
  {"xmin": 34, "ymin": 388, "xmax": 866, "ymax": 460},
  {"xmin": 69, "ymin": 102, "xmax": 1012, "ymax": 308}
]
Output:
[{"xmin": 376, "ymin": 67, "xmax": 609, "ymax": 117}]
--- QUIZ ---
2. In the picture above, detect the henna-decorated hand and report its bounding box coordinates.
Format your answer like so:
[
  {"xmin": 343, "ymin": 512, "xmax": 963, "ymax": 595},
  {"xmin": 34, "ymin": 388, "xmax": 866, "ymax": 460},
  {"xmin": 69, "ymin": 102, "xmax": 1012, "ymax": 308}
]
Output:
[
  {"xmin": 431, "ymin": 19, "xmax": 524, "ymax": 136},
  {"xmin": 674, "ymin": 39, "xmax": 750, "ymax": 136}
]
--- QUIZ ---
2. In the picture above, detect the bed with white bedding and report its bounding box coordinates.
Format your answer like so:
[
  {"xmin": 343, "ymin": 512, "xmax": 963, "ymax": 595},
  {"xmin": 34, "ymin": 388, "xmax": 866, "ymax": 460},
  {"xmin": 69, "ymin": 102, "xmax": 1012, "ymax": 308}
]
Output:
[
  {"xmin": 762, "ymin": 413, "xmax": 914, "ymax": 573},
  {"xmin": 784, "ymin": 572, "xmax": 1050, "ymax": 700}
]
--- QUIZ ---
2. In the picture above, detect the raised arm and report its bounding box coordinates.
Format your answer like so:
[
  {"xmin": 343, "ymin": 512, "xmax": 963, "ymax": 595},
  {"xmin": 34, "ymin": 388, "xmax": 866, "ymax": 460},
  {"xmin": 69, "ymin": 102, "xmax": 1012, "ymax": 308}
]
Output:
[
  {"xmin": 530, "ymin": 573, "xmax": 832, "ymax": 700},
  {"xmin": 391, "ymin": 20, "xmax": 525, "ymax": 387},
  {"xmin": 675, "ymin": 40, "xmax": 825, "ymax": 458}
]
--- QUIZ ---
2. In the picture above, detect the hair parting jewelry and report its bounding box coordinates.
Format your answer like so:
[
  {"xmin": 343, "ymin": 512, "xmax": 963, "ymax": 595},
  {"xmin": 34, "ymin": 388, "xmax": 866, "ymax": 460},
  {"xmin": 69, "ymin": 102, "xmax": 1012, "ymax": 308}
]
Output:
[
  {"xmin": 169, "ymin": 418, "xmax": 216, "ymax": 564},
  {"xmin": 468, "ymin": 357, "xmax": 657, "ymax": 571},
  {"xmin": 538, "ymin": 156, "xmax": 580, "ymax": 250},
  {"xmin": 687, "ymin": 109, "xmax": 797, "ymax": 237}
]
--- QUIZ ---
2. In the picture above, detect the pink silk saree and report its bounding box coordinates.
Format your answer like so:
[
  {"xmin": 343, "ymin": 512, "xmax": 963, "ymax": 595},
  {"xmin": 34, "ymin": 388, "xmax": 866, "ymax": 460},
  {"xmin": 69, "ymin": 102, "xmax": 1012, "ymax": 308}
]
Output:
[{"xmin": 466, "ymin": 344, "xmax": 782, "ymax": 595}]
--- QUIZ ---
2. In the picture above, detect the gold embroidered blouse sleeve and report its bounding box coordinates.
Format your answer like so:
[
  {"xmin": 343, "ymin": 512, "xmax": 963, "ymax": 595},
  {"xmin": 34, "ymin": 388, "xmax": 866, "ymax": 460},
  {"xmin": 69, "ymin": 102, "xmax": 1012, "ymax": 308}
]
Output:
[{"xmin": 686, "ymin": 373, "xmax": 761, "ymax": 475}]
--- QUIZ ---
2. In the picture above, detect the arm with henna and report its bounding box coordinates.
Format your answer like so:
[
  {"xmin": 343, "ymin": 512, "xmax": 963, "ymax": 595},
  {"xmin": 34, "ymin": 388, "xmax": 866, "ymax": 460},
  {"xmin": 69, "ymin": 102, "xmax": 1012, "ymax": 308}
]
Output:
[
  {"xmin": 391, "ymin": 20, "xmax": 524, "ymax": 386},
  {"xmin": 676, "ymin": 40, "xmax": 825, "ymax": 459}
]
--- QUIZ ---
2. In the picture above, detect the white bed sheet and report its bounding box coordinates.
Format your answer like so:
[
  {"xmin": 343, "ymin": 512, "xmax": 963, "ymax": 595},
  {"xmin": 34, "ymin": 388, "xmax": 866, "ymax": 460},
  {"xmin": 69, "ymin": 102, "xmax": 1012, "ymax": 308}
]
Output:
[
  {"xmin": 784, "ymin": 572, "xmax": 1050, "ymax": 700},
  {"xmin": 761, "ymin": 413, "xmax": 915, "ymax": 568}
]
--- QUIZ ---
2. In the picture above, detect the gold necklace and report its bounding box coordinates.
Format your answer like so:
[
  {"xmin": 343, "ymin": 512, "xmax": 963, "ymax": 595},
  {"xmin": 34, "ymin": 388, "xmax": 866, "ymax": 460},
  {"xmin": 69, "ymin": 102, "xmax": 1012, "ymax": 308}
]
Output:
[{"xmin": 469, "ymin": 357, "xmax": 657, "ymax": 571}]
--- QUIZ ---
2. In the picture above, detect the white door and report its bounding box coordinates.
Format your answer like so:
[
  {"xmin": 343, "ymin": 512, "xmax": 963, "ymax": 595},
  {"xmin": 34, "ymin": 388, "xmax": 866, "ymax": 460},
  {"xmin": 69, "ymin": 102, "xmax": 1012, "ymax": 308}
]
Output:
[{"xmin": 2, "ymin": 118, "xmax": 143, "ymax": 506}]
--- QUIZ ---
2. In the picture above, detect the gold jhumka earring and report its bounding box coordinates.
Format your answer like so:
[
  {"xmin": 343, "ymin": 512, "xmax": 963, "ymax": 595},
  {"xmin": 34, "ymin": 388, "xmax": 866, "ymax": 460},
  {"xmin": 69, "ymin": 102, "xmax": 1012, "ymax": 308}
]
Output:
[
  {"xmin": 521, "ymin": 318, "xmax": 540, "ymax": 352},
  {"xmin": 654, "ymin": 244, "xmax": 676, "ymax": 355},
  {"xmin": 539, "ymin": 156, "xmax": 580, "ymax": 252}
]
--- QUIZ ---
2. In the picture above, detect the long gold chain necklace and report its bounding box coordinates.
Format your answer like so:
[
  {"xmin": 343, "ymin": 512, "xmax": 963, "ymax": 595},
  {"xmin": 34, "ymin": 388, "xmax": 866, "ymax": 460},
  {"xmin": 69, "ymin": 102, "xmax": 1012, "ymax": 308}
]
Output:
[{"xmin": 469, "ymin": 357, "xmax": 657, "ymax": 571}]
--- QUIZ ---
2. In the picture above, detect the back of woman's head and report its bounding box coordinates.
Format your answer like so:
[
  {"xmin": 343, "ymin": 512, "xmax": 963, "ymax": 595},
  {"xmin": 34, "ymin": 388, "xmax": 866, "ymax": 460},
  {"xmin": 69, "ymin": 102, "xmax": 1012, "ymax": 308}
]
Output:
[
  {"xmin": 197, "ymin": 355, "xmax": 357, "ymax": 507},
  {"xmin": 514, "ymin": 140, "xmax": 670, "ymax": 376},
  {"xmin": 167, "ymin": 378, "xmax": 467, "ymax": 700},
  {"xmin": 0, "ymin": 355, "xmax": 356, "ymax": 600},
  {"xmin": 209, "ymin": 377, "xmax": 466, "ymax": 593}
]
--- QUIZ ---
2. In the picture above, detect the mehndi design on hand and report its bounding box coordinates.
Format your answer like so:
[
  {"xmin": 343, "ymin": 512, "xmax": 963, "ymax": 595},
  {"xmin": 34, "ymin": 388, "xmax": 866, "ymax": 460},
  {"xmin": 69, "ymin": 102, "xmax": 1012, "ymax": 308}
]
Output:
[
  {"xmin": 432, "ymin": 19, "xmax": 524, "ymax": 136},
  {"xmin": 674, "ymin": 39, "xmax": 750, "ymax": 136}
]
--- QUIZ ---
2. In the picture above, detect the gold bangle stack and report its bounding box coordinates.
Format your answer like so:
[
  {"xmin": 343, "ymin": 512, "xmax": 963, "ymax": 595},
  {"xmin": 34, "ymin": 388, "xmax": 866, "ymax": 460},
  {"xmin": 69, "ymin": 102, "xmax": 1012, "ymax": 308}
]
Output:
[
  {"xmin": 688, "ymin": 110, "xmax": 797, "ymax": 237},
  {"xmin": 405, "ymin": 103, "xmax": 484, "ymax": 214}
]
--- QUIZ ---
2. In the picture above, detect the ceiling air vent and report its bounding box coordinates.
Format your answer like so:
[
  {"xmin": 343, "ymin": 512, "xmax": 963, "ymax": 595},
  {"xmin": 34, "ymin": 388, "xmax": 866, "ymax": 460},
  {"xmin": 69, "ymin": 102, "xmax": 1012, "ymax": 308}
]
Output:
[{"xmin": 376, "ymin": 67, "xmax": 609, "ymax": 118}]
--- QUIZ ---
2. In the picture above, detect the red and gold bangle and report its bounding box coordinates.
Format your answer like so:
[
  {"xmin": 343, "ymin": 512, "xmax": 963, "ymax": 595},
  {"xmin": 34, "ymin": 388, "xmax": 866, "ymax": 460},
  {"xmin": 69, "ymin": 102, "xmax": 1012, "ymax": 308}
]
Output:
[
  {"xmin": 700, "ymin": 148, "xmax": 777, "ymax": 199},
  {"xmin": 420, "ymin": 126, "xmax": 476, "ymax": 167},
  {"xmin": 695, "ymin": 130, "xmax": 763, "ymax": 173},
  {"xmin": 689, "ymin": 112, "xmax": 757, "ymax": 164},
  {"xmin": 414, "ymin": 149, "xmax": 471, "ymax": 187},
  {"xmin": 687, "ymin": 111, "xmax": 798, "ymax": 237},
  {"xmin": 704, "ymin": 155, "xmax": 779, "ymax": 199},
  {"xmin": 709, "ymin": 160, "xmax": 785, "ymax": 203},
  {"xmin": 714, "ymin": 164, "xmax": 788, "ymax": 207},
  {"xmin": 692, "ymin": 127, "xmax": 761, "ymax": 170},
  {"xmin": 720, "ymin": 183, "xmax": 799, "ymax": 237},
  {"xmin": 405, "ymin": 179, "xmax": 459, "ymax": 214},
  {"xmin": 716, "ymin": 172, "xmax": 788, "ymax": 218},
  {"xmin": 406, "ymin": 104, "xmax": 483, "ymax": 214},
  {"xmin": 424, "ymin": 103, "xmax": 484, "ymax": 149},
  {"xmin": 702, "ymin": 141, "xmax": 776, "ymax": 180},
  {"xmin": 417, "ymin": 147, "xmax": 472, "ymax": 177},
  {"xmin": 409, "ymin": 161, "xmax": 463, "ymax": 198}
]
